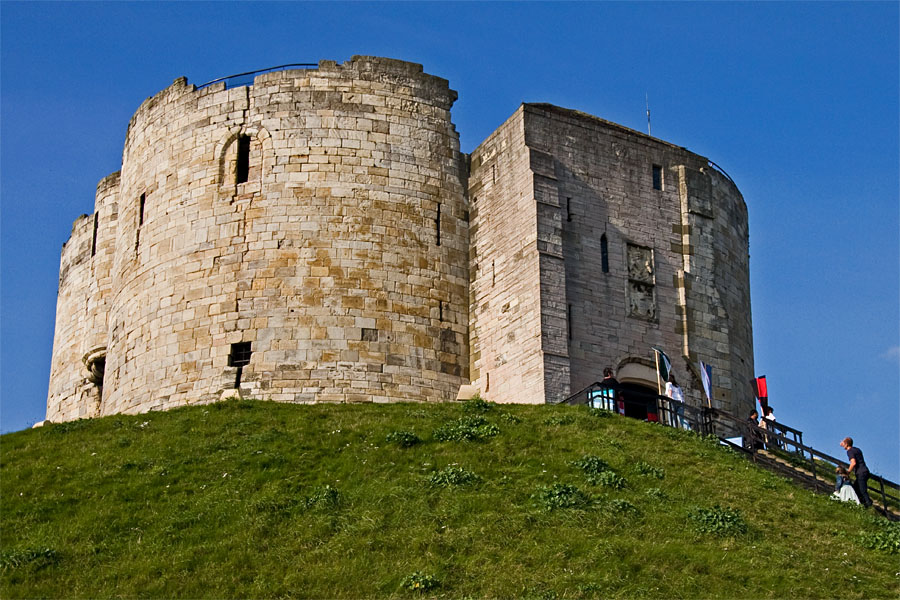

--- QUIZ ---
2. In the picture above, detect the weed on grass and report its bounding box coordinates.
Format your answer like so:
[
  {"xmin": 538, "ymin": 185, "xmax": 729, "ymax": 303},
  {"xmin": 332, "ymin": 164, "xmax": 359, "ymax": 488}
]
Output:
[
  {"xmin": 858, "ymin": 519, "xmax": 899, "ymax": 555},
  {"xmin": 607, "ymin": 498, "xmax": 639, "ymax": 515},
  {"xmin": 462, "ymin": 396, "xmax": 494, "ymax": 414},
  {"xmin": 645, "ymin": 487, "xmax": 668, "ymax": 501},
  {"xmin": 428, "ymin": 466, "xmax": 481, "ymax": 488},
  {"xmin": 432, "ymin": 415, "xmax": 499, "ymax": 442},
  {"xmin": 687, "ymin": 505, "xmax": 748, "ymax": 537},
  {"xmin": 401, "ymin": 571, "xmax": 440, "ymax": 593},
  {"xmin": 0, "ymin": 548, "xmax": 59, "ymax": 572},
  {"xmin": 589, "ymin": 470, "xmax": 627, "ymax": 490},
  {"xmin": 499, "ymin": 412, "xmax": 522, "ymax": 424},
  {"xmin": 303, "ymin": 485, "xmax": 340, "ymax": 510},
  {"xmin": 635, "ymin": 461, "xmax": 665, "ymax": 479},
  {"xmin": 571, "ymin": 455, "xmax": 610, "ymax": 476},
  {"xmin": 385, "ymin": 430, "xmax": 421, "ymax": 448},
  {"xmin": 543, "ymin": 414, "xmax": 576, "ymax": 426},
  {"xmin": 532, "ymin": 483, "xmax": 593, "ymax": 511},
  {"xmin": 587, "ymin": 408, "xmax": 614, "ymax": 419}
]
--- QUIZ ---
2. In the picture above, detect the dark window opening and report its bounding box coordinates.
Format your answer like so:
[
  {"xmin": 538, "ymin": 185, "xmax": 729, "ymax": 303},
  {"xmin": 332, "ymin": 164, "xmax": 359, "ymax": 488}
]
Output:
[
  {"xmin": 601, "ymin": 234, "xmax": 609, "ymax": 273},
  {"xmin": 87, "ymin": 355, "xmax": 105, "ymax": 387},
  {"xmin": 439, "ymin": 301, "xmax": 444, "ymax": 322},
  {"xmin": 91, "ymin": 212, "xmax": 99, "ymax": 257},
  {"xmin": 138, "ymin": 193, "xmax": 146, "ymax": 227},
  {"xmin": 566, "ymin": 197, "xmax": 572, "ymax": 222},
  {"xmin": 436, "ymin": 203, "xmax": 441, "ymax": 246},
  {"xmin": 236, "ymin": 135, "xmax": 251, "ymax": 184},
  {"xmin": 492, "ymin": 260, "xmax": 496, "ymax": 286},
  {"xmin": 652, "ymin": 164, "xmax": 662, "ymax": 190},
  {"xmin": 228, "ymin": 342, "xmax": 252, "ymax": 388},
  {"xmin": 361, "ymin": 328, "xmax": 378, "ymax": 342},
  {"xmin": 567, "ymin": 304, "xmax": 573, "ymax": 340}
]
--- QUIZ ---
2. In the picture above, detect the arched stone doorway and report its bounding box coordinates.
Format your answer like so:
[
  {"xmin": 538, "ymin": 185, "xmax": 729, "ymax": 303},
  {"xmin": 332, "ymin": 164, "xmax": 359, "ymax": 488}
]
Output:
[{"xmin": 616, "ymin": 359, "xmax": 661, "ymax": 422}]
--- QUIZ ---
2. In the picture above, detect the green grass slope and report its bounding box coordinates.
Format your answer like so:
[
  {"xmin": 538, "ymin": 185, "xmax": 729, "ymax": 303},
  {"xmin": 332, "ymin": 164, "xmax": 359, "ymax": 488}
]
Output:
[{"xmin": 2, "ymin": 399, "xmax": 897, "ymax": 598}]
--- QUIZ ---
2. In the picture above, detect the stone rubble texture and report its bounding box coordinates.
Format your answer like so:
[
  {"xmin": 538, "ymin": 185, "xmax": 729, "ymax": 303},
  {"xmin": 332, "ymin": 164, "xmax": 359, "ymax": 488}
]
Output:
[{"xmin": 47, "ymin": 57, "xmax": 754, "ymax": 422}]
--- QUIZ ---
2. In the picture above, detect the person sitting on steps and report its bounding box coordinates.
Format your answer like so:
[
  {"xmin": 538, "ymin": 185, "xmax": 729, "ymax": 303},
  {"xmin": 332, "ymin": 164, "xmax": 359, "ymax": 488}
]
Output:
[{"xmin": 832, "ymin": 466, "xmax": 860, "ymax": 504}]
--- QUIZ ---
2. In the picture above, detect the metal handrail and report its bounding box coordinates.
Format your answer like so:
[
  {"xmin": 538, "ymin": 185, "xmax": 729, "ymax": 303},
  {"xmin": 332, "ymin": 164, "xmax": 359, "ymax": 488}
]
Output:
[
  {"xmin": 559, "ymin": 381, "xmax": 608, "ymax": 405},
  {"xmin": 707, "ymin": 159, "xmax": 736, "ymax": 187},
  {"xmin": 196, "ymin": 63, "xmax": 319, "ymax": 90}
]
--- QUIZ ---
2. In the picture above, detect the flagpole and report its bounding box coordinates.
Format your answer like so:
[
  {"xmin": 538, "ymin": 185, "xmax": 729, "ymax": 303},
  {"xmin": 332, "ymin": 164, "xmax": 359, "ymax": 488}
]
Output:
[
  {"xmin": 653, "ymin": 349, "xmax": 665, "ymax": 426},
  {"xmin": 654, "ymin": 350, "xmax": 662, "ymax": 395}
]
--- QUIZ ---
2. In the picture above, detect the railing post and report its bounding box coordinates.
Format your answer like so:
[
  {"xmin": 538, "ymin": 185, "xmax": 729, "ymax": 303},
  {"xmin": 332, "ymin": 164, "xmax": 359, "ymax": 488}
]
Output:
[{"xmin": 807, "ymin": 446, "xmax": 817, "ymax": 486}]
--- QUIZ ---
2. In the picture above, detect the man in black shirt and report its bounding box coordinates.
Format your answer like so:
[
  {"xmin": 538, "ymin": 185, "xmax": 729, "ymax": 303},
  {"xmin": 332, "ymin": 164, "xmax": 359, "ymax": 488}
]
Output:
[{"xmin": 840, "ymin": 437, "xmax": 872, "ymax": 507}]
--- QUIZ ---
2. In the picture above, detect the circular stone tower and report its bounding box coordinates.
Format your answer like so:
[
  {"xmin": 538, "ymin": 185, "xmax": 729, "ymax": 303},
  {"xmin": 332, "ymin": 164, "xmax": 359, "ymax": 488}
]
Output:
[{"xmin": 47, "ymin": 57, "xmax": 469, "ymax": 419}]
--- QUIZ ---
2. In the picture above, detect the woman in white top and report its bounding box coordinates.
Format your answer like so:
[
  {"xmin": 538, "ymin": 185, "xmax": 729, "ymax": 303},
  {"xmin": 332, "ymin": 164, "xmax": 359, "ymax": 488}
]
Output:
[{"xmin": 664, "ymin": 374, "xmax": 687, "ymax": 429}]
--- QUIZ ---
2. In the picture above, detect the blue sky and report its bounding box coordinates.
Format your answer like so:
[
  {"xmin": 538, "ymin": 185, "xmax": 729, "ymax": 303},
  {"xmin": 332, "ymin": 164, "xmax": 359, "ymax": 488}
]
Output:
[{"xmin": 2, "ymin": 2, "xmax": 898, "ymax": 479}]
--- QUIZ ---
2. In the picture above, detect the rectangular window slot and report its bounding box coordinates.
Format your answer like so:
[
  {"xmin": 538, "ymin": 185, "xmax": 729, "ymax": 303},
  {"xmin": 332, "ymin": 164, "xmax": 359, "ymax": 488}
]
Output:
[
  {"xmin": 91, "ymin": 212, "xmax": 99, "ymax": 257},
  {"xmin": 601, "ymin": 233, "xmax": 609, "ymax": 273},
  {"xmin": 228, "ymin": 342, "xmax": 252, "ymax": 388},
  {"xmin": 236, "ymin": 135, "xmax": 251, "ymax": 184},
  {"xmin": 361, "ymin": 328, "xmax": 378, "ymax": 342},
  {"xmin": 138, "ymin": 193, "xmax": 146, "ymax": 226},
  {"xmin": 652, "ymin": 164, "xmax": 663, "ymax": 190},
  {"xmin": 566, "ymin": 197, "xmax": 572, "ymax": 222},
  {"xmin": 436, "ymin": 203, "xmax": 441, "ymax": 246}
]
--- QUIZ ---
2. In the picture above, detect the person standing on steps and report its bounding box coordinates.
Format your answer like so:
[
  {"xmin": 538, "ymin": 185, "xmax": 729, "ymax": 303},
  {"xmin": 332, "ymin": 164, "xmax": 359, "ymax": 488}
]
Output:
[
  {"xmin": 840, "ymin": 437, "xmax": 873, "ymax": 508},
  {"xmin": 592, "ymin": 367, "xmax": 620, "ymax": 411},
  {"xmin": 664, "ymin": 374, "xmax": 686, "ymax": 429},
  {"xmin": 745, "ymin": 410, "xmax": 763, "ymax": 451},
  {"xmin": 763, "ymin": 406, "xmax": 780, "ymax": 448}
]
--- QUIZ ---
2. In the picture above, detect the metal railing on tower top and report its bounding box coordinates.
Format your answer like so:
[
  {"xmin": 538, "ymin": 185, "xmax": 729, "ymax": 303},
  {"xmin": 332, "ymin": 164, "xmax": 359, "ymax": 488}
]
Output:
[{"xmin": 196, "ymin": 64, "xmax": 319, "ymax": 90}]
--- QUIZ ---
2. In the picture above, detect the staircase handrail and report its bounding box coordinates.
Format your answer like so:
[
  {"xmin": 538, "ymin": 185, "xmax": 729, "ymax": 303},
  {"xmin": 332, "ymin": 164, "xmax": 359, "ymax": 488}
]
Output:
[
  {"xmin": 763, "ymin": 418, "xmax": 804, "ymax": 445},
  {"xmin": 559, "ymin": 381, "xmax": 608, "ymax": 405}
]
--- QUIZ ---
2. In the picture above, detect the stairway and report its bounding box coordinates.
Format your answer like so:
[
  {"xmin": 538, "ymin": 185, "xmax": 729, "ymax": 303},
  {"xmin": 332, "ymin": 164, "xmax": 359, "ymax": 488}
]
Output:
[{"xmin": 750, "ymin": 450, "xmax": 899, "ymax": 521}]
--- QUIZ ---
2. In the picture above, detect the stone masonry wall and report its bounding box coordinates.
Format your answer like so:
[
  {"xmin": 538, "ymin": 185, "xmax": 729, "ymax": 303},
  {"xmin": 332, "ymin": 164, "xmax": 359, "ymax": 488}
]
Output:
[
  {"xmin": 48, "ymin": 57, "xmax": 469, "ymax": 419},
  {"xmin": 467, "ymin": 108, "xmax": 548, "ymax": 404},
  {"xmin": 520, "ymin": 104, "xmax": 753, "ymax": 414},
  {"xmin": 47, "ymin": 213, "xmax": 95, "ymax": 421},
  {"xmin": 47, "ymin": 172, "xmax": 121, "ymax": 421}
]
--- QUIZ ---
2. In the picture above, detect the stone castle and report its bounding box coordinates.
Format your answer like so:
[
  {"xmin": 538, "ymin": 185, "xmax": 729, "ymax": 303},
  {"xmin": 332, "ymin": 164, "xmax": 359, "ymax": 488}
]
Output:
[{"xmin": 47, "ymin": 56, "xmax": 754, "ymax": 422}]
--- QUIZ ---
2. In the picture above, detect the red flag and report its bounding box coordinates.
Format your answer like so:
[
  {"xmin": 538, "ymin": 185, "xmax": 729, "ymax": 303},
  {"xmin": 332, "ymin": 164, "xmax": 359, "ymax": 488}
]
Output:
[{"xmin": 751, "ymin": 376, "xmax": 768, "ymax": 411}]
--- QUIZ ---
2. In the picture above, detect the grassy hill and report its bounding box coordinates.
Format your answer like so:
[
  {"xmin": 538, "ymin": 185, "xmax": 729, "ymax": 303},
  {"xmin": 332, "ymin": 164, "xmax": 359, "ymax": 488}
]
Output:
[{"xmin": 2, "ymin": 399, "xmax": 897, "ymax": 598}]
